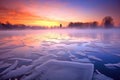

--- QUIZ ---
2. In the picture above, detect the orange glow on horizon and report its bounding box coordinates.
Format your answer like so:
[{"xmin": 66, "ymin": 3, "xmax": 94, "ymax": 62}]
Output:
[{"xmin": 29, "ymin": 20, "xmax": 60, "ymax": 27}]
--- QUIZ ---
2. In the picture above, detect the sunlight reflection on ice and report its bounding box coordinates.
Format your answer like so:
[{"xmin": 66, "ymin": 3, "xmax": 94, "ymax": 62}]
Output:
[{"xmin": 0, "ymin": 29, "xmax": 120, "ymax": 80}]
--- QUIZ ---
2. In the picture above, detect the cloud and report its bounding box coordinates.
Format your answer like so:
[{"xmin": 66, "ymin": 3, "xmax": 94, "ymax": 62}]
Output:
[
  {"xmin": 0, "ymin": 6, "xmax": 68, "ymax": 26},
  {"xmin": 0, "ymin": 0, "xmax": 72, "ymax": 26},
  {"xmin": 0, "ymin": 0, "xmax": 119, "ymax": 26}
]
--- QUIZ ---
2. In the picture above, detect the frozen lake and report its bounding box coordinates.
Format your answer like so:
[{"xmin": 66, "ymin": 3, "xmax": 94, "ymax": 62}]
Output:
[{"xmin": 0, "ymin": 29, "xmax": 120, "ymax": 80}]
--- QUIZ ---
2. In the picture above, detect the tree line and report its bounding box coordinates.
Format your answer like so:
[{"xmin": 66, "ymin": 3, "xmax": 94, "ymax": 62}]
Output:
[
  {"xmin": 0, "ymin": 22, "xmax": 46, "ymax": 30},
  {"xmin": 0, "ymin": 16, "xmax": 119, "ymax": 30},
  {"xmin": 68, "ymin": 16, "xmax": 118, "ymax": 28}
]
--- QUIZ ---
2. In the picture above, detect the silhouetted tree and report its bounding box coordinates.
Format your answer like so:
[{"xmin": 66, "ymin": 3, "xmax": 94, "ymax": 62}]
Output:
[
  {"xmin": 60, "ymin": 24, "xmax": 62, "ymax": 28},
  {"xmin": 102, "ymin": 16, "xmax": 114, "ymax": 28},
  {"xmin": 0, "ymin": 22, "xmax": 2, "ymax": 29}
]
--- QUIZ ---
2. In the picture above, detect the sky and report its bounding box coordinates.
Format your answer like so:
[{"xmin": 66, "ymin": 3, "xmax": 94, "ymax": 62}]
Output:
[{"xmin": 0, "ymin": 0, "xmax": 120, "ymax": 27}]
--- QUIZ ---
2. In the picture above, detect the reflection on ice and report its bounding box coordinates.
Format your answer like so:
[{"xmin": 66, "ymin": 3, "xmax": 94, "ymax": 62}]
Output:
[{"xmin": 0, "ymin": 29, "xmax": 120, "ymax": 80}]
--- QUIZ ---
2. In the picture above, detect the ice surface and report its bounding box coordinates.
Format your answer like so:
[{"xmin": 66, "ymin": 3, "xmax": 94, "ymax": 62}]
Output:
[
  {"xmin": 0, "ymin": 63, "xmax": 11, "ymax": 69},
  {"xmin": 23, "ymin": 59, "xmax": 94, "ymax": 80},
  {"xmin": 9, "ymin": 58, "xmax": 32, "ymax": 62},
  {"xmin": 0, "ymin": 61, "xmax": 3, "ymax": 65},
  {"xmin": 93, "ymin": 70, "xmax": 113, "ymax": 80},
  {"xmin": 0, "ymin": 49, "xmax": 11, "ymax": 54},
  {"xmin": 0, "ymin": 60, "xmax": 18, "ymax": 75},
  {"xmin": 1, "ymin": 65, "xmax": 33, "ymax": 79},
  {"xmin": 72, "ymin": 58, "xmax": 91, "ymax": 63},
  {"xmin": 76, "ymin": 51, "xmax": 87, "ymax": 56},
  {"xmin": 55, "ymin": 51, "xmax": 72, "ymax": 60},
  {"xmin": 105, "ymin": 63, "xmax": 120, "ymax": 69},
  {"xmin": 55, "ymin": 51, "xmax": 67, "ymax": 56},
  {"xmin": 0, "ymin": 53, "xmax": 14, "ymax": 59},
  {"xmin": 32, "ymin": 54, "xmax": 57, "ymax": 66},
  {"xmin": 0, "ymin": 41, "xmax": 24, "ymax": 50},
  {"xmin": 9, "ymin": 46, "xmax": 32, "ymax": 56},
  {"xmin": 93, "ymin": 42, "xmax": 112, "ymax": 49},
  {"xmin": 88, "ymin": 55, "xmax": 102, "ymax": 61},
  {"xmin": 0, "ymin": 29, "xmax": 120, "ymax": 80},
  {"xmin": 115, "ymin": 54, "xmax": 120, "ymax": 57},
  {"xmin": 94, "ymin": 73, "xmax": 113, "ymax": 80}
]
